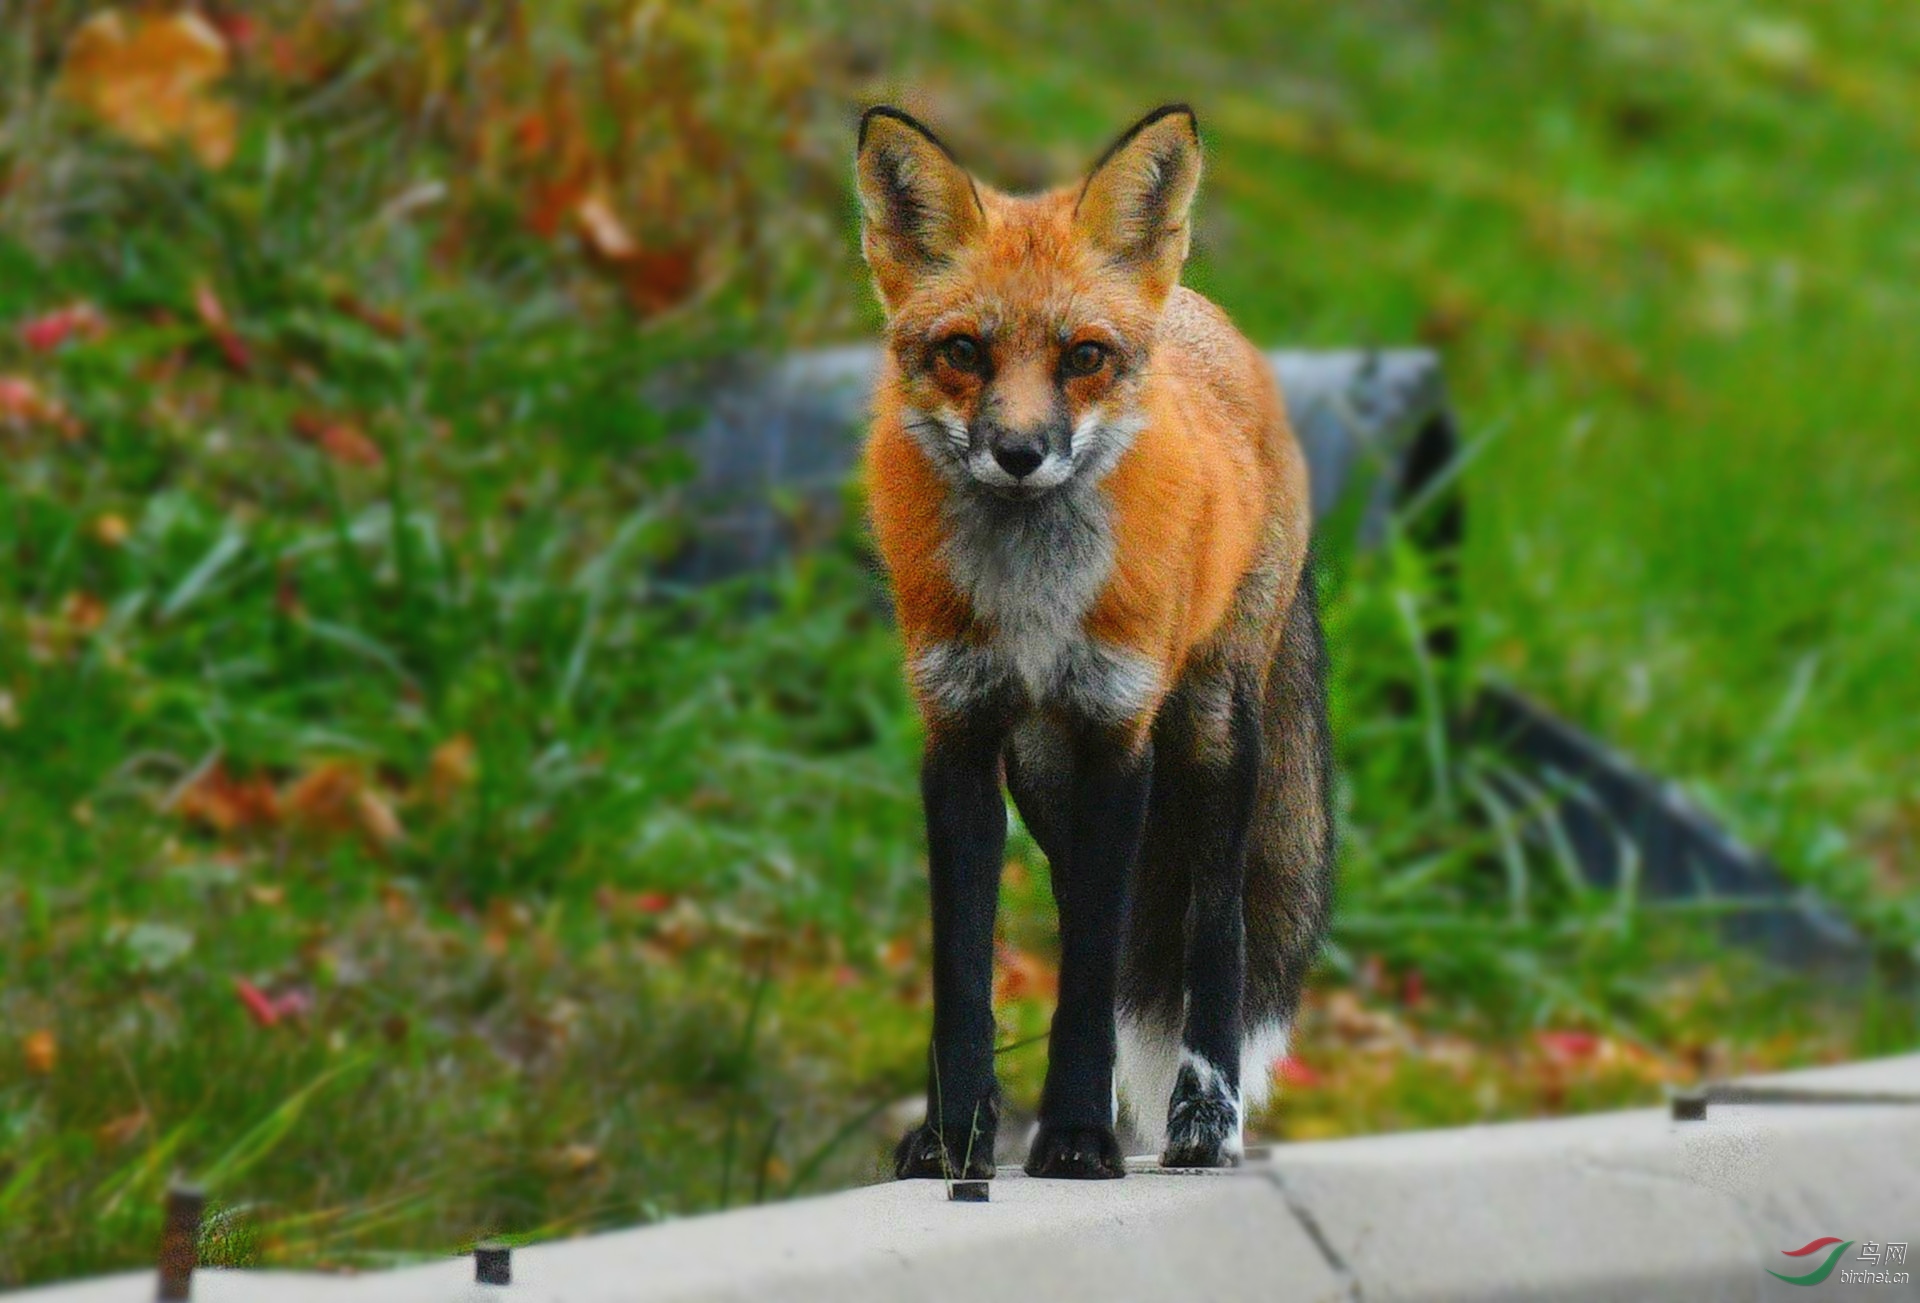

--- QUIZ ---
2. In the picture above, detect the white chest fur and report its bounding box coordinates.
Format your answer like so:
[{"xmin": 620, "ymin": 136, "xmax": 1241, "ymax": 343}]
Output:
[{"xmin": 911, "ymin": 487, "xmax": 1159, "ymax": 724}]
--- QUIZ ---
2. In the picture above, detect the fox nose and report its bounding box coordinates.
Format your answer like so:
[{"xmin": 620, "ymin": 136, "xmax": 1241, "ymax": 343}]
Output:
[{"xmin": 992, "ymin": 443, "xmax": 1045, "ymax": 479}]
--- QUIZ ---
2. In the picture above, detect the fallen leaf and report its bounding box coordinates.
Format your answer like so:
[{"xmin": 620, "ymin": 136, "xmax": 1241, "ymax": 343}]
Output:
[
  {"xmin": 92, "ymin": 513, "xmax": 130, "ymax": 546},
  {"xmin": 57, "ymin": 11, "xmax": 238, "ymax": 168},
  {"xmin": 95, "ymin": 1109, "xmax": 149, "ymax": 1148},
  {"xmin": 289, "ymin": 411, "xmax": 381, "ymax": 467},
  {"xmin": 378, "ymin": 880, "xmax": 415, "ymax": 923},
  {"xmin": 879, "ymin": 935, "xmax": 916, "ymax": 973},
  {"xmin": 19, "ymin": 301, "xmax": 106, "ymax": 352},
  {"xmin": 552, "ymin": 1142, "xmax": 601, "ymax": 1174},
  {"xmin": 575, "ymin": 190, "xmax": 639, "ymax": 260},
  {"xmin": 284, "ymin": 761, "xmax": 404, "ymax": 846},
  {"xmin": 635, "ymin": 891, "xmax": 674, "ymax": 914},
  {"xmin": 427, "ymin": 735, "xmax": 477, "ymax": 802},
  {"xmin": 1535, "ymin": 1030, "xmax": 1602, "ymax": 1063},
  {"xmin": 23, "ymin": 1029, "xmax": 56, "ymax": 1075},
  {"xmin": 1275, "ymin": 1056, "xmax": 1323, "ymax": 1089},
  {"xmin": 571, "ymin": 190, "xmax": 700, "ymax": 317},
  {"xmin": 328, "ymin": 291, "xmax": 407, "ymax": 339},
  {"xmin": 620, "ymin": 246, "xmax": 700, "ymax": 318},
  {"xmin": 60, "ymin": 591, "xmax": 107, "ymax": 634},
  {"xmin": 0, "ymin": 375, "xmax": 82, "ymax": 438},
  {"xmin": 993, "ymin": 943, "xmax": 1058, "ymax": 1004},
  {"xmin": 175, "ymin": 763, "xmax": 280, "ymax": 833},
  {"xmin": 192, "ymin": 279, "xmax": 251, "ymax": 372},
  {"xmin": 234, "ymin": 976, "xmax": 281, "ymax": 1027}
]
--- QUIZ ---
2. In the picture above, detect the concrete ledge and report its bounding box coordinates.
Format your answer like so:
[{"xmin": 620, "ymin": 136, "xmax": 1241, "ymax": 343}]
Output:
[{"xmin": 11, "ymin": 1054, "xmax": 1917, "ymax": 1302}]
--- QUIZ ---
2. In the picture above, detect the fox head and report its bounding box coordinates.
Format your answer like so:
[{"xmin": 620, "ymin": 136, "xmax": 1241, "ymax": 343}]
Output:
[{"xmin": 856, "ymin": 104, "xmax": 1202, "ymax": 498}]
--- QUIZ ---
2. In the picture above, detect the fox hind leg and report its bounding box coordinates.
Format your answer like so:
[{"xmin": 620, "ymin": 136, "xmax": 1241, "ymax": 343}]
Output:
[{"xmin": 1159, "ymin": 669, "xmax": 1264, "ymax": 1168}]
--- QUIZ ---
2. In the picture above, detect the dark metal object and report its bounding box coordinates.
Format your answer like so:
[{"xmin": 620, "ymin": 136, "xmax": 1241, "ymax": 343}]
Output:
[
  {"xmin": 1471, "ymin": 686, "xmax": 1871, "ymax": 982},
  {"xmin": 156, "ymin": 1183, "xmax": 205, "ymax": 1301},
  {"xmin": 475, "ymin": 1239, "xmax": 512, "ymax": 1285},
  {"xmin": 1671, "ymin": 1082, "xmax": 1920, "ymax": 1121},
  {"xmin": 1670, "ymin": 1090, "xmax": 1709, "ymax": 1122},
  {"xmin": 949, "ymin": 1179, "xmax": 990, "ymax": 1203}
]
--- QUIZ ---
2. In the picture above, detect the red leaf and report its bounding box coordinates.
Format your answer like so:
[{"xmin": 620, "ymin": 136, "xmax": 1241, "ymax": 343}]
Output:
[
  {"xmin": 193, "ymin": 279, "xmax": 251, "ymax": 372},
  {"xmin": 234, "ymin": 977, "xmax": 280, "ymax": 1027},
  {"xmin": 290, "ymin": 411, "xmax": 382, "ymax": 467},
  {"xmin": 19, "ymin": 302, "xmax": 105, "ymax": 352},
  {"xmin": 635, "ymin": 891, "xmax": 674, "ymax": 914},
  {"xmin": 1276, "ymin": 1056, "xmax": 1323, "ymax": 1088},
  {"xmin": 1536, "ymin": 1030, "xmax": 1602, "ymax": 1062}
]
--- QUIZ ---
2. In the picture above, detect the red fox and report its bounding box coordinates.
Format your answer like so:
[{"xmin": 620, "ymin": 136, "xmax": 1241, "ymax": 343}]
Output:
[{"xmin": 857, "ymin": 104, "xmax": 1333, "ymax": 1178}]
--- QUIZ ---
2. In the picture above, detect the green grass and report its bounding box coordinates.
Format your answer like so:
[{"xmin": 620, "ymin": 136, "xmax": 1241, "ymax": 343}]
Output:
[{"xmin": 2, "ymin": 0, "xmax": 1917, "ymax": 1288}]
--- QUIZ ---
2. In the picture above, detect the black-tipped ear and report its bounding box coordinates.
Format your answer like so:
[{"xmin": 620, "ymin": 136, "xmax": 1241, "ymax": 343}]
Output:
[
  {"xmin": 856, "ymin": 107, "xmax": 986, "ymax": 310},
  {"xmin": 1074, "ymin": 105, "xmax": 1201, "ymax": 293}
]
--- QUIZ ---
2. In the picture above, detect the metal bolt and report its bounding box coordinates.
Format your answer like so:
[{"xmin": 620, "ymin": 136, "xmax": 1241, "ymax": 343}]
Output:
[
  {"xmin": 1671, "ymin": 1090, "xmax": 1709, "ymax": 1122},
  {"xmin": 156, "ymin": 1183, "xmax": 206, "ymax": 1301},
  {"xmin": 949, "ymin": 1179, "xmax": 989, "ymax": 1203},
  {"xmin": 475, "ymin": 1239, "xmax": 512, "ymax": 1286}
]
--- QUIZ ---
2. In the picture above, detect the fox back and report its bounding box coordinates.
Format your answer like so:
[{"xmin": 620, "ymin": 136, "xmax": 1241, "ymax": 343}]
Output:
[{"xmin": 859, "ymin": 105, "xmax": 1332, "ymax": 1177}]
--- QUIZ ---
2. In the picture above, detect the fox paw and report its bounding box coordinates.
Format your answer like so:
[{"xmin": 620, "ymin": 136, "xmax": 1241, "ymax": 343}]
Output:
[
  {"xmin": 1024, "ymin": 1123, "xmax": 1126, "ymax": 1179},
  {"xmin": 893, "ymin": 1123, "xmax": 996, "ymax": 1180},
  {"xmin": 1161, "ymin": 1058, "xmax": 1243, "ymax": 1169}
]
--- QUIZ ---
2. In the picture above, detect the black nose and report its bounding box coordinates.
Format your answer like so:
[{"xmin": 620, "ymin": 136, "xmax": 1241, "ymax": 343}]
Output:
[{"xmin": 992, "ymin": 444, "xmax": 1045, "ymax": 479}]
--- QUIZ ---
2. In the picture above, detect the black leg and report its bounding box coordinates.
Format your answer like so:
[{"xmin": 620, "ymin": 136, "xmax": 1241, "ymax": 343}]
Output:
[
  {"xmin": 1026, "ymin": 733, "xmax": 1153, "ymax": 1179},
  {"xmin": 1163, "ymin": 677, "xmax": 1263, "ymax": 1168},
  {"xmin": 895, "ymin": 721, "xmax": 1007, "ymax": 1180}
]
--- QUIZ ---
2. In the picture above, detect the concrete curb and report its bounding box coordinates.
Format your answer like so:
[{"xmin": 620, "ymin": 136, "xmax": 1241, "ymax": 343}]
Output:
[{"xmin": 10, "ymin": 1054, "xmax": 1917, "ymax": 1302}]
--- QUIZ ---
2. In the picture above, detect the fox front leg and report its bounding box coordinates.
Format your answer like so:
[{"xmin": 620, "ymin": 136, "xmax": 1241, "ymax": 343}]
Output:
[
  {"xmin": 1025, "ymin": 733, "xmax": 1153, "ymax": 1179},
  {"xmin": 895, "ymin": 721, "xmax": 1007, "ymax": 1180}
]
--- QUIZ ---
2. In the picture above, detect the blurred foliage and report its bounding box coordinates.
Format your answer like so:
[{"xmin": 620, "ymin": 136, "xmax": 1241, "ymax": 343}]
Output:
[{"xmin": 2, "ymin": 0, "xmax": 1917, "ymax": 1288}]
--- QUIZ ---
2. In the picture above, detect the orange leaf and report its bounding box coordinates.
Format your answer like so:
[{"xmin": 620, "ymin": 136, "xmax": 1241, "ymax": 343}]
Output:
[
  {"xmin": 328, "ymin": 291, "xmax": 407, "ymax": 340},
  {"xmin": 60, "ymin": 591, "xmax": 107, "ymax": 634},
  {"xmin": 57, "ymin": 11, "xmax": 238, "ymax": 168},
  {"xmin": 619, "ymin": 246, "xmax": 699, "ymax": 318},
  {"xmin": 93, "ymin": 513, "xmax": 130, "ymax": 546},
  {"xmin": 95, "ymin": 1109, "xmax": 149, "ymax": 1148},
  {"xmin": 23, "ymin": 1029, "xmax": 56, "ymax": 1075},
  {"xmin": 289, "ymin": 412, "xmax": 382, "ymax": 467},
  {"xmin": 175, "ymin": 762, "xmax": 280, "ymax": 834},
  {"xmin": 1536, "ymin": 1030, "xmax": 1602, "ymax": 1063},
  {"xmin": 284, "ymin": 760, "xmax": 403, "ymax": 846},
  {"xmin": 426, "ymin": 734, "xmax": 477, "ymax": 802},
  {"xmin": 993, "ymin": 943, "xmax": 1058, "ymax": 1004}
]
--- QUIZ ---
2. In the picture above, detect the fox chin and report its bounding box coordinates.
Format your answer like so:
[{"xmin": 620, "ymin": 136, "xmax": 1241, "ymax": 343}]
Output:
[{"xmin": 857, "ymin": 102, "xmax": 1334, "ymax": 1179}]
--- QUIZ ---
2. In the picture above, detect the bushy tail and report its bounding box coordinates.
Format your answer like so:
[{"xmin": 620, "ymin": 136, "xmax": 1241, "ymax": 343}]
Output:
[{"xmin": 1115, "ymin": 562, "xmax": 1334, "ymax": 1148}]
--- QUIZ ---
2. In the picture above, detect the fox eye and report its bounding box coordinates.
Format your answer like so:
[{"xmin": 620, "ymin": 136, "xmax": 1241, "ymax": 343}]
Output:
[
  {"xmin": 938, "ymin": 335, "xmax": 985, "ymax": 374},
  {"xmin": 1064, "ymin": 341, "xmax": 1108, "ymax": 377}
]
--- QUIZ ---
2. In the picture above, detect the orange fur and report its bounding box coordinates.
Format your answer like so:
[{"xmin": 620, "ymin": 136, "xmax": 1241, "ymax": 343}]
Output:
[{"xmin": 859, "ymin": 106, "xmax": 1310, "ymax": 739}]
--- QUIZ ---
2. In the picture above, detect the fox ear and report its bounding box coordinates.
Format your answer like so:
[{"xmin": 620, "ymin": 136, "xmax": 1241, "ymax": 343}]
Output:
[
  {"xmin": 1075, "ymin": 105, "xmax": 1201, "ymax": 295},
  {"xmin": 856, "ymin": 107, "xmax": 985, "ymax": 310}
]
